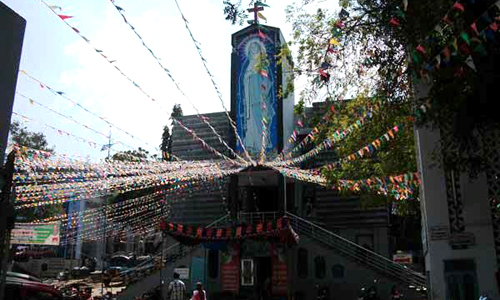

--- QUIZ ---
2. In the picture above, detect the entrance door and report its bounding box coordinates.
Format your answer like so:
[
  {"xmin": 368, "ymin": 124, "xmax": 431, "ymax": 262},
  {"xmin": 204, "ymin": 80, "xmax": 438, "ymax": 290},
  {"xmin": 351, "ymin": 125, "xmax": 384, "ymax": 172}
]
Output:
[
  {"xmin": 445, "ymin": 260, "xmax": 478, "ymax": 300},
  {"xmin": 256, "ymin": 257, "xmax": 273, "ymax": 299}
]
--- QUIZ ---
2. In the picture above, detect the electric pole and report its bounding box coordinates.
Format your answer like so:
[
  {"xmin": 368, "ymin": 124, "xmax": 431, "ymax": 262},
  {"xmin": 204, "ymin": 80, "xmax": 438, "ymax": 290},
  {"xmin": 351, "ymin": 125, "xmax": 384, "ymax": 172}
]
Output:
[{"xmin": 101, "ymin": 131, "xmax": 112, "ymax": 296}]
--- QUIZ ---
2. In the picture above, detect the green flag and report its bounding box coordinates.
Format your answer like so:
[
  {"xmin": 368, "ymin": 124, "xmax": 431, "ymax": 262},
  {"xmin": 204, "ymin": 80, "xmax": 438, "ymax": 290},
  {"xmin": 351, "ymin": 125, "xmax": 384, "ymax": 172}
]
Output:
[{"xmin": 255, "ymin": 1, "xmax": 270, "ymax": 7}]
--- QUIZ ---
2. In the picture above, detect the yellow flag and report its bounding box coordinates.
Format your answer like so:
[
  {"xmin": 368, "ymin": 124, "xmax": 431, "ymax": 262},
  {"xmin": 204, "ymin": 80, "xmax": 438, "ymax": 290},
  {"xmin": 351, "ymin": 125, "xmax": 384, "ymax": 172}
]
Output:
[
  {"xmin": 258, "ymin": 12, "xmax": 267, "ymax": 22},
  {"xmin": 330, "ymin": 38, "xmax": 340, "ymax": 46}
]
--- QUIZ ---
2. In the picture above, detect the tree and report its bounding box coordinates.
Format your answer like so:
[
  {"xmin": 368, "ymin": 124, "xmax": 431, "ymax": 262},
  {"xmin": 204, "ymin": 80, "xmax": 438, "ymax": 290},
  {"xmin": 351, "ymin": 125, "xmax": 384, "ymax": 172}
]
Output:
[
  {"xmin": 8, "ymin": 121, "xmax": 62, "ymax": 222},
  {"xmin": 287, "ymin": 0, "xmax": 500, "ymax": 176},
  {"xmin": 9, "ymin": 121, "xmax": 54, "ymax": 152},
  {"xmin": 109, "ymin": 147, "xmax": 151, "ymax": 162},
  {"xmin": 160, "ymin": 104, "xmax": 183, "ymax": 161}
]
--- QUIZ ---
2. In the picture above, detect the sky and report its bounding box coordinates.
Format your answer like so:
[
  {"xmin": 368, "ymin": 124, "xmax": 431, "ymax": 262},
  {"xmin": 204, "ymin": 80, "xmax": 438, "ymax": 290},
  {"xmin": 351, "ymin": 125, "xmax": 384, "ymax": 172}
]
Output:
[{"xmin": 5, "ymin": 0, "xmax": 337, "ymax": 161}]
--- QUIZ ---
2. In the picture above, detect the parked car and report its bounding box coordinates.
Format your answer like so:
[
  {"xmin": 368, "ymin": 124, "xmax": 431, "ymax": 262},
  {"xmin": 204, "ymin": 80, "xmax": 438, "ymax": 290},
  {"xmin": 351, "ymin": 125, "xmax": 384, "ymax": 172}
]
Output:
[
  {"xmin": 6, "ymin": 271, "xmax": 42, "ymax": 282},
  {"xmin": 102, "ymin": 254, "xmax": 136, "ymax": 284},
  {"xmin": 4, "ymin": 275, "xmax": 63, "ymax": 299}
]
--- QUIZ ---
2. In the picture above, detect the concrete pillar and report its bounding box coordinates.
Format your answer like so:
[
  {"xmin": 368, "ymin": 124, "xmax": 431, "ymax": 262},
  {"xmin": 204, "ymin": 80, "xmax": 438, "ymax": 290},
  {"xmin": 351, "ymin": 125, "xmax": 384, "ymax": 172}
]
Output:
[{"xmin": 414, "ymin": 81, "xmax": 499, "ymax": 300}]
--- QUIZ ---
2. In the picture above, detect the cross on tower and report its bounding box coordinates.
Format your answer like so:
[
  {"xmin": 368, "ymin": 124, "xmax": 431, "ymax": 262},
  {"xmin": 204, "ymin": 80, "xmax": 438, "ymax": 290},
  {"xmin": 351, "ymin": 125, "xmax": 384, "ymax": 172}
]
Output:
[{"xmin": 247, "ymin": 1, "xmax": 268, "ymax": 25}]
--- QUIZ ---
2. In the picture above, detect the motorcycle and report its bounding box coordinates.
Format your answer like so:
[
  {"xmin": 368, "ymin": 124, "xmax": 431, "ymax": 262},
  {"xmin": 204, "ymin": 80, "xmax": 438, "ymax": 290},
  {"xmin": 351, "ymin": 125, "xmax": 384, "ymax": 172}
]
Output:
[{"xmin": 358, "ymin": 286, "xmax": 380, "ymax": 300}]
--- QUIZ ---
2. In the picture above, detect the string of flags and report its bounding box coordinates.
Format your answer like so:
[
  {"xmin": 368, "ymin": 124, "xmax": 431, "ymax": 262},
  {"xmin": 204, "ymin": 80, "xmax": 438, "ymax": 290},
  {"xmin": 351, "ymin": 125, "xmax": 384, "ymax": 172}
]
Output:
[
  {"xmin": 259, "ymin": 91, "xmax": 270, "ymax": 164},
  {"xmin": 38, "ymin": 0, "xmax": 168, "ymax": 113},
  {"xmin": 16, "ymin": 92, "xmax": 110, "ymax": 140},
  {"xmin": 161, "ymin": 216, "xmax": 298, "ymax": 246},
  {"xmin": 411, "ymin": 0, "xmax": 500, "ymax": 80},
  {"xmin": 272, "ymin": 109, "xmax": 375, "ymax": 167},
  {"xmin": 12, "ymin": 112, "xmax": 102, "ymax": 150},
  {"xmin": 277, "ymin": 82, "xmax": 374, "ymax": 162},
  {"xmin": 313, "ymin": 124, "xmax": 403, "ymax": 171},
  {"xmin": 107, "ymin": 0, "xmax": 252, "ymax": 165},
  {"xmin": 172, "ymin": 118, "xmax": 245, "ymax": 166},
  {"xmin": 20, "ymin": 70, "xmax": 160, "ymax": 152},
  {"xmin": 12, "ymin": 145, "xmax": 241, "ymax": 208}
]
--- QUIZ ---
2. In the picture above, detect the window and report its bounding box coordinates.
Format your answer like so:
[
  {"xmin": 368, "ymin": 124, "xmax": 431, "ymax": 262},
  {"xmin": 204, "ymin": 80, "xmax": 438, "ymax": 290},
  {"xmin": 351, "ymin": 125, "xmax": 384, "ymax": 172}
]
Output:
[
  {"xmin": 208, "ymin": 250, "xmax": 219, "ymax": 279},
  {"xmin": 297, "ymin": 248, "xmax": 308, "ymax": 278},
  {"xmin": 332, "ymin": 264, "xmax": 345, "ymax": 278},
  {"xmin": 241, "ymin": 259, "xmax": 254, "ymax": 286},
  {"xmin": 314, "ymin": 256, "xmax": 326, "ymax": 279}
]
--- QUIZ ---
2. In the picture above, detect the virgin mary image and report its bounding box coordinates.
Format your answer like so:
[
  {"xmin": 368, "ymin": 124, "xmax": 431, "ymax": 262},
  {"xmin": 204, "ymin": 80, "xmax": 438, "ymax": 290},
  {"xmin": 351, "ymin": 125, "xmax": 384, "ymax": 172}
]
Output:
[{"xmin": 239, "ymin": 37, "xmax": 275, "ymax": 154}]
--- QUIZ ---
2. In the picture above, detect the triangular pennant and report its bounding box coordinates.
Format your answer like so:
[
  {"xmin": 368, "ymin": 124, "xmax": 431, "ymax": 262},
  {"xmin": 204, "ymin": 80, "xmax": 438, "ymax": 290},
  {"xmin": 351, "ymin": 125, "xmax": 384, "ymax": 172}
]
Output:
[
  {"xmin": 258, "ymin": 12, "xmax": 267, "ymax": 22},
  {"xmin": 255, "ymin": 1, "xmax": 270, "ymax": 8},
  {"xmin": 465, "ymin": 56, "xmax": 476, "ymax": 71},
  {"xmin": 57, "ymin": 14, "xmax": 73, "ymax": 20}
]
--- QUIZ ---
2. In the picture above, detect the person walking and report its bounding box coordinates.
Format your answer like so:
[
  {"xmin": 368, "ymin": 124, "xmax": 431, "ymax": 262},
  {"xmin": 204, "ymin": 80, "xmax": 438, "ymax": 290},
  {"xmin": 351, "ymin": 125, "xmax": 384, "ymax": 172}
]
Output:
[
  {"xmin": 167, "ymin": 272, "xmax": 186, "ymax": 300},
  {"xmin": 190, "ymin": 282, "xmax": 207, "ymax": 300}
]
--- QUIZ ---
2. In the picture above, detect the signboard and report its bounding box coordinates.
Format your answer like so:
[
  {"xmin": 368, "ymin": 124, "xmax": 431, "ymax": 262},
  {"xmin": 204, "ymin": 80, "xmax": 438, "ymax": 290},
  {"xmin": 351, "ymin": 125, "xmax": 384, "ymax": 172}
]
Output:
[
  {"xmin": 174, "ymin": 268, "xmax": 189, "ymax": 279},
  {"xmin": 10, "ymin": 222, "xmax": 60, "ymax": 245},
  {"xmin": 393, "ymin": 253, "xmax": 413, "ymax": 264},
  {"xmin": 272, "ymin": 244, "xmax": 287, "ymax": 295},
  {"xmin": 429, "ymin": 225, "xmax": 449, "ymax": 241},
  {"xmin": 449, "ymin": 232, "xmax": 475, "ymax": 248},
  {"xmin": 221, "ymin": 244, "xmax": 240, "ymax": 292}
]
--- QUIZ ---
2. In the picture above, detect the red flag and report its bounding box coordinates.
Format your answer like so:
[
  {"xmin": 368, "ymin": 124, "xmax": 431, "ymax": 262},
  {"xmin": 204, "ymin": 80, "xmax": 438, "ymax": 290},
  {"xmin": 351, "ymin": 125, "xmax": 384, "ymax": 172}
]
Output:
[
  {"xmin": 416, "ymin": 44, "xmax": 426, "ymax": 55},
  {"xmin": 452, "ymin": 2, "xmax": 465, "ymax": 12},
  {"xmin": 266, "ymin": 221, "xmax": 273, "ymax": 232},
  {"xmin": 58, "ymin": 14, "xmax": 74, "ymax": 20},
  {"xmin": 389, "ymin": 18, "xmax": 400, "ymax": 27},
  {"xmin": 490, "ymin": 22, "xmax": 499, "ymax": 32},
  {"xmin": 258, "ymin": 30, "xmax": 266, "ymax": 40},
  {"xmin": 471, "ymin": 23, "xmax": 479, "ymax": 35}
]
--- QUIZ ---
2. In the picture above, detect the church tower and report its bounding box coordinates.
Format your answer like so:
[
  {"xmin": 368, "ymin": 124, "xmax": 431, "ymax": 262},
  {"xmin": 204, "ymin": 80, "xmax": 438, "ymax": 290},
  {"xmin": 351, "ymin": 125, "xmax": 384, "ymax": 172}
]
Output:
[{"xmin": 230, "ymin": 9, "xmax": 294, "ymax": 158}]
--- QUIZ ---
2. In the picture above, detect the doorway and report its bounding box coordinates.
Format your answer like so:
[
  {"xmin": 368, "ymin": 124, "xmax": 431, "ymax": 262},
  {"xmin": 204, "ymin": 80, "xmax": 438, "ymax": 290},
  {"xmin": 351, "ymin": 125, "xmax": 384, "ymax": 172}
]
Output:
[
  {"xmin": 256, "ymin": 257, "xmax": 273, "ymax": 300},
  {"xmin": 251, "ymin": 187, "xmax": 279, "ymax": 212}
]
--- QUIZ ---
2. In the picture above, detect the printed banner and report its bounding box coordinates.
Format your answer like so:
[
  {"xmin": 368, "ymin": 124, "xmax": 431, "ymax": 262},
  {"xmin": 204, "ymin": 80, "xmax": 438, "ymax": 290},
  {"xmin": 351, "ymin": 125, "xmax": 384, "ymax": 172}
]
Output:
[
  {"xmin": 221, "ymin": 244, "xmax": 240, "ymax": 292},
  {"xmin": 11, "ymin": 222, "xmax": 60, "ymax": 245}
]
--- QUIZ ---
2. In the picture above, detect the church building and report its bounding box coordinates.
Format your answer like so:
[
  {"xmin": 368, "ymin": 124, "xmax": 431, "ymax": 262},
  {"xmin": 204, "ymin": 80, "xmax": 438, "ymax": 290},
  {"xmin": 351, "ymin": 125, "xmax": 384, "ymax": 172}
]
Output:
[{"xmin": 167, "ymin": 19, "xmax": 426, "ymax": 300}]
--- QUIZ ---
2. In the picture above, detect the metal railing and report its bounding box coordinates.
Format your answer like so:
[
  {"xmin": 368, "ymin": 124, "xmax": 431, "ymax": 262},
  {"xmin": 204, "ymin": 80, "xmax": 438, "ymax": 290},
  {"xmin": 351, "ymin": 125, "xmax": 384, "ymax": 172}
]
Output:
[
  {"xmin": 238, "ymin": 211, "xmax": 282, "ymax": 224},
  {"xmin": 118, "ymin": 214, "xmax": 229, "ymax": 281},
  {"xmin": 285, "ymin": 212, "xmax": 427, "ymax": 288}
]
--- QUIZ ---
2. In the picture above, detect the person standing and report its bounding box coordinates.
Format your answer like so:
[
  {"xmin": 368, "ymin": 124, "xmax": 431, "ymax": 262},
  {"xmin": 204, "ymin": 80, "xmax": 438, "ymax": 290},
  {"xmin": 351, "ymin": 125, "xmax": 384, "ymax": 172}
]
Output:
[
  {"xmin": 191, "ymin": 282, "xmax": 207, "ymax": 300},
  {"xmin": 168, "ymin": 272, "xmax": 186, "ymax": 300}
]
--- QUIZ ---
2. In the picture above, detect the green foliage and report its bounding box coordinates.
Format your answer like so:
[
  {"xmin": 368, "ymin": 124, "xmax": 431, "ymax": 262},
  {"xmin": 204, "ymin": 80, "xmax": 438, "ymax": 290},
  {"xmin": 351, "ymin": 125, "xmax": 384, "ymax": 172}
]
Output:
[
  {"xmin": 160, "ymin": 104, "xmax": 184, "ymax": 161},
  {"xmin": 9, "ymin": 121, "xmax": 62, "ymax": 222},
  {"xmin": 171, "ymin": 104, "xmax": 184, "ymax": 121},
  {"xmin": 294, "ymin": 99, "xmax": 305, "ymax": 116},
  {"xmin": 109, "ymin": 147, "xmax": 152, "ymax": 162},
  {"xmin": 9, "ymin": 121, "xmax": 54, "ymax": 152}
]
